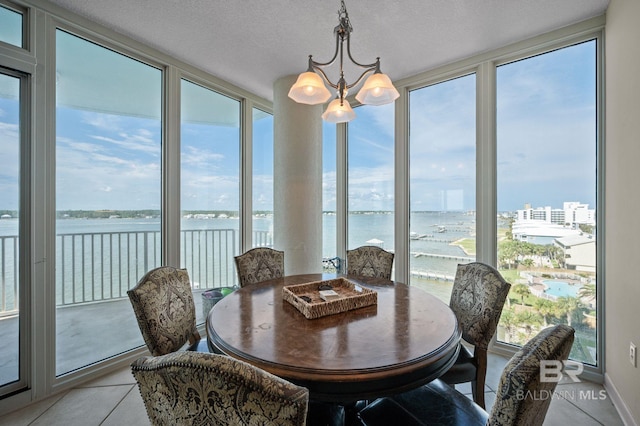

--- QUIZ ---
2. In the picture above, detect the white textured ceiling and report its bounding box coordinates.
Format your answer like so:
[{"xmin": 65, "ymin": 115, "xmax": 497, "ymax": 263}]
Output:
[{"xmin": 45, "ymin": 0, "xmax": 609, "ymax": 102}]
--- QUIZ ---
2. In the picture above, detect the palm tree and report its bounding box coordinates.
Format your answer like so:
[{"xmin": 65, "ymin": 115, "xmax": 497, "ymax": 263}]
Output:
[
  {"xmin": 514, "ymin": 310, "xmax": 542, "ymax": 339},
  {"xmin": 499, "ymin": 307, "xmax": 517, "ymax": 344},
  {"xmin": 498, "ymin": 240, "xmax": 519, "ymax": 269},
  {"xmin": 522, "ymin": 258, "xmax": 534, "ymax": 268},
  {"xmin": 533, "ymin": 298, "xmax": 555, "ymax": 327},
  {"xmin": 578, "ymin": 283, "xmax": 596, "ymax": 302},
  {"xmin": 555, "ymin": 296, "xmax": 582, "ymax": 327},
  {"xmin": 511, "ymin": 283, "xmax": 531, "ymax": 305}
]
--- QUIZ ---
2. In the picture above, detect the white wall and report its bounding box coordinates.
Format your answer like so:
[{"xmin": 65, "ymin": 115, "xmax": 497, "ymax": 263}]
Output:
[{"xmin": 605, "ymin": 0, "xmax": 640, "ymax": 423}]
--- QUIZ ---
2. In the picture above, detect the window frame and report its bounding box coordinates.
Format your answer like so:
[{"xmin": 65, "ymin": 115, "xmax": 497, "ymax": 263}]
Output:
[
  {"xmin": 0, "ymin": 0, "xmax": 604, "ymax": 413},
  {"xmin": 391, "ymin": 19, "xmax": 605, "ymax": 381},
  {"xmin": 488, "ymin": 34, "xmax": 604, "ymax": 381}
]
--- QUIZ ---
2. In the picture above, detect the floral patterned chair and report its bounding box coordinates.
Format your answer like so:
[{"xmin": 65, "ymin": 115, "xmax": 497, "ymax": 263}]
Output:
[
  {"xmin": 235, "ymin": 247, "xmax": 285, "ymax": 287},
  {"xmin": 346, "ymin": 246, "xmax": 394, "ymax": 279},
  {"xmin": 127, "ymin": 266, "xmax": 208, "ymax": 356},
  {"xmin": 357, "ymin": 324, "xmax": 575, "ymax": 426},
  {"xmin": 132, "ymin": 351, "xmax": 309, "ymax": 426},
  {"xmin": 439, "ymin": 262, "xmax": 512, "ymax": 408}
]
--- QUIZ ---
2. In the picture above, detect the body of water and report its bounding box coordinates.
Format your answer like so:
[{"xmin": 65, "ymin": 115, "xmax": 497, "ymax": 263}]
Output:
[
  {"xmin": 24, "ymin": 210, "xmax": 473, "ymax": 276},
  {"xmin": 0, "ymin": 211, "xmax": 476, "ymax": 309}
]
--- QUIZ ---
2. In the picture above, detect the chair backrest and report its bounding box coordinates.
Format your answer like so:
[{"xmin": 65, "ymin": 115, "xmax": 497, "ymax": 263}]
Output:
[
  {"xmin": 127, "ymin": 266, "xmax": 200, "ymax": 356},
  {"xmin": 488, "ymin": 324, "xmax": 575, "ymax": 426},
  {"xmin": 346, "ymin": 246, "xmax": 394, "ymax": 279},
  {"xmin": 132, "ymin": 351, "xmax": 309, "ymax": 426},
  {"xmin": 235, "ymin": 247, "xmax": 285, "ymax": 287},
  {"xmin": 449, "ymin": 262, "xmax": 511, "ymax": 349}
]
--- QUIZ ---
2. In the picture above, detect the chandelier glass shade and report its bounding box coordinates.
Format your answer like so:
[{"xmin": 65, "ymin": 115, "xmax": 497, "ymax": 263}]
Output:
[
  {"xmin": 322, "ymin": 97, "xmax": 356, "ymax": 123},
  {"xmin": 288, "ymin": 72, "xmax": 332, "ymax": 105},
  {"xmin": 288, "ymin": 0, "xmax": 399, "ymax": 123}
]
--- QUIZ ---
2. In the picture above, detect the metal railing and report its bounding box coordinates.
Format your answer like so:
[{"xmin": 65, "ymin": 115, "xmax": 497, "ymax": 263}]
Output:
[
  {"xmin": 0, "ymin": 236, "xmax": 18, "ymax": 314},
  {"xmin": 0, "ymin": 229, "xmax": 274, "ymax": 314}
]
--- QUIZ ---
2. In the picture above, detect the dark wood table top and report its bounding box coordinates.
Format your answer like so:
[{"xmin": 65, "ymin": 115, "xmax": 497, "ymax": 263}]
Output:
[{"xmin": 207, "ymin": 273, "xmax": 461, "ymax": 403}]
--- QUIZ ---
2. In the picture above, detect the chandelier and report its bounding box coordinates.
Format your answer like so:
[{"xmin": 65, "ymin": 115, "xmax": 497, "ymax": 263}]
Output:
[{"xmin": 288, "ymin": 0, "xmax": 399, "ymax": 123}]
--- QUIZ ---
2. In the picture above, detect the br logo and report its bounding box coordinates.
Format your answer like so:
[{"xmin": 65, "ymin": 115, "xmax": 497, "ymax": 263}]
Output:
[{"xmin": 540, "ymin": 360, "xmax": 583, "ymax": 383}]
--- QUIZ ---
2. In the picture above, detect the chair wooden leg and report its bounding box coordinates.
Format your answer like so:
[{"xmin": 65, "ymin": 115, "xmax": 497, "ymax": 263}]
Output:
[{"xmin": 472, "ymin": 348, "xmax": 488, "ymax": 409}]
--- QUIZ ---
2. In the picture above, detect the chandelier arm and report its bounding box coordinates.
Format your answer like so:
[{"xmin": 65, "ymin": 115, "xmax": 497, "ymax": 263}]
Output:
[
  {"xmin": 312, "ymin": 65, "xmax": 340, "ymax": 90},
  {"xmin": 309, "ymin": 33, "xmax": 342, "ymax": 68},
  {"xmin": 345, "ymin": 34, "xmax": 379, "ymax": 69},
  {"xmin": 345, "ymin": 67, "xmax": 377, "ymax": 90}
]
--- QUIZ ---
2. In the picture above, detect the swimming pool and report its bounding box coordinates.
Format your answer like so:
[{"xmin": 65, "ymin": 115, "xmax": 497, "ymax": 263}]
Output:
[{"xmin": 542, "ymin": 280, "xmax": 581, "ymax": 298}]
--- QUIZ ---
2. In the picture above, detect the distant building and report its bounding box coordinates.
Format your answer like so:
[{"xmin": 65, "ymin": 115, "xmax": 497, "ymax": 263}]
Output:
[
  {"xmin": 555, "ymin": 234, "xmax": 596, "ymax": 272},
  {"xmin": 513, "ymin": 201, "xmax": 596, "ymax": 245},
  {"xmin": 516, "ymin": 201, "xmax": 595, "ymax": 227},
  {"xmin": 512, "ymin": 221, "xmax": 582, "ymax": 245}
]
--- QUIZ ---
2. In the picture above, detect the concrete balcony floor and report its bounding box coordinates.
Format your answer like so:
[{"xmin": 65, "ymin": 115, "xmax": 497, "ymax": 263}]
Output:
[{"xmin": 0, "ymin": 290, "xmax": 210, "ymax": 382}]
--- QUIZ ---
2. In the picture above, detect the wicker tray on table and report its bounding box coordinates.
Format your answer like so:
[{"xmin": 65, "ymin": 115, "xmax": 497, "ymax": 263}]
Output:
[{"xmin": 282, "ymin": 277, "xmax": 377, "ymax": 319}]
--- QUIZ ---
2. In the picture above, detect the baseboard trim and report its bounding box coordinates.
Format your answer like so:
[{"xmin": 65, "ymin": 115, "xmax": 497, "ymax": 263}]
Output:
[{"xmin": 604, "ymin": 373, "xmax": 637, "ymax": 426}]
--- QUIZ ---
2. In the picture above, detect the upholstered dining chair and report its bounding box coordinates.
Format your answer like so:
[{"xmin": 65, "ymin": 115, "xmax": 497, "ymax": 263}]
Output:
[
  {"xmin": 439, "ymin": 262, "xmax": 511, "ymax": 409},
  {"xmin": 127, "ymin": 266, "xmax": 208, "ymax": 356},
  {"xmin": 234, "ymin": 247, "xmax": 285, "ymax": 287},
  {"xmin": 132, "ymin": 351, "xmax": 309, "ymax": 426},
  {"xmin": 346, "ymin": 245, "xmax": 394, "ymax": 279},
  {"xmin": 357, "ymin": 324, "xmax": 575, "ymax": 426}
]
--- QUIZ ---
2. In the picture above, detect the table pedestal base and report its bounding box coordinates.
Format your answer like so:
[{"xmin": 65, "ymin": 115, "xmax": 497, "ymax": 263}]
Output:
[{"xmin": 307, "ymin": 400, "xmax": 370, "ymax": 426}]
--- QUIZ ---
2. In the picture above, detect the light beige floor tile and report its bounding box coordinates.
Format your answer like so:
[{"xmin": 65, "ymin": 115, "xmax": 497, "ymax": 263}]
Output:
[
  {"xmin": 29, "ymin": 385, "xmax": 131, "ymax": 426},
  {"xmin": 542, "ymin": 396, "xmax": 603, "ymax": 426},
  {"xmin": 485, "ymin": 352, "xmax": 511, "ymax": 391},
  {"xmin": 102, "ymin": 386, "xmax": 150, "ymax": 426},
  {"xmin": 0, "ymin": 391, "xmax": 68, "ymax": 426},
  {"xmin": 554, "ymin": 381, "xmax": 623, "ymax": 425},
  {"xmin": 78, "ymin": 366, "xmax": 136, "ymax": 388},
  {"xmin": 484, "ymin": 391, "xmax": 497, "ymax": 413}
]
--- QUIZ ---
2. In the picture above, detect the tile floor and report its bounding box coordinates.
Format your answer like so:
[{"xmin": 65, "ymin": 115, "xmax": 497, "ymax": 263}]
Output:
[{"xmin": 0, "ymin": 352, "xmax": 624, "ymax": 426}]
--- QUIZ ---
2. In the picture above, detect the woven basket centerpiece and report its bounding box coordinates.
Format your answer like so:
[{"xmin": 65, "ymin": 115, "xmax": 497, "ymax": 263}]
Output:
[{"xmin": 283, "ymin": 277, "xmax": 377, "ymax": 319}]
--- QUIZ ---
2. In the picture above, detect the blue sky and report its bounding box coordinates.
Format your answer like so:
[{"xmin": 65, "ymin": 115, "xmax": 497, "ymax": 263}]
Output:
[
  {"xmin": 0, "ymin": 74, "xmax": 20, "ymax": 212},
  {"xmin": 496, "ymin": 41, "xmax": 596, "ymax": 211},
  {"xmin": 0, "ymin": 36, "xmax": 596, "ymax": 214},
  {"xmin": 332, "ymin": 40, "xmax": 596, "ymax": 212}
]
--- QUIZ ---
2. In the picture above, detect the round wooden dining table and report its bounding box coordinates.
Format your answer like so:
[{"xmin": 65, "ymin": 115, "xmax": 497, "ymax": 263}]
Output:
[{"xmin": 206, "ymin": 273, "xmax": 461, "ymax": 404}]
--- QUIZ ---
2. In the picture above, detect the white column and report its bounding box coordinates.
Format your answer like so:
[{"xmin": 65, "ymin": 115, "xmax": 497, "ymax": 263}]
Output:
[{"xmin": 273, "ymin": 75, "xmax": 323, "ymax": 274}]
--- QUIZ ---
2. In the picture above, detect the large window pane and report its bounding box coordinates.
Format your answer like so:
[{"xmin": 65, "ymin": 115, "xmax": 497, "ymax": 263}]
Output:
[
  {"xmin": 0, "ymin": 5, "xmax": 22, "ymax": 48},
  {"xmin": 347, "ymin": 104, "xmax": 394, "ymax": 265},
  {"xmin": 56, "ymin": 30, "xmax": 162, "ymax": 375},
  {"xmin": 0, "ymin": 72, "xmax": 21, "ymax": 388},
  {"xmin": 322, "ymin": 122, "xmax": 338, "ymax": 271},
  {"xmin": 496, "ymin": 41, "xmax": 597, "ymax": 365},
  {"xmin": 252, "ymin": 108, "xmax": 273, "ymax": 248},
  {"xmin": 180, "ymin": 79, "xmax": 240, "ymax": 324},
  {"xmin": 409, "ymin": 75, "xmax": 476, "ymax": 302}
]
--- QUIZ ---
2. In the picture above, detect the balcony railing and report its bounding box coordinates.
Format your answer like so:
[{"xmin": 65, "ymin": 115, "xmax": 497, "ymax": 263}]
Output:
[
  {"xmin": 0, "ymin": 236, "xmax": 18, "ymax": 315},
  {"xmin": 0, "ymin": 229, "xmax": 274, "ymax": 315},
  {"xmin": 0, "ymin": 228, "xmax": 348, "ymax": 315}
]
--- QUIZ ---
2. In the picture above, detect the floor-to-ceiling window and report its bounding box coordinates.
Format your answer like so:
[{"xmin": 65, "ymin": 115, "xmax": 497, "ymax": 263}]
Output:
[
  {"xmin": 180, "ymin": 79, "xmax": 240, "ymax": 319},
  {"xmin": 0, "ymin": 0, "xmax": 605, "ymax": 411},
  {"xmin": 495, "ymin": 40, "xmax": 598, "ymax": 366},
  {"xmin": 322, "ymin": 122, "xmax": 339, "ymax": 271},
  {"xmin": 0, "ymin": 2, "xmax": 27, "ymax": 398},
  {"xmin": 408, "ymin": 74, "xmax": 476, "ymax": 302},
  {"xmin": 0, "ymin": 68, "xmax": 27, "ymax": 396},
  {"xmin": 55, "ymin": 30, "xmax": 162, "ymax": 375},
  {"xmin": 252, "ymin": 108, "xmax": 274, "ymax": 248},
  {"xmin": 347, "ymin": 103, "xmax": 395, "ymax": 263}
]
